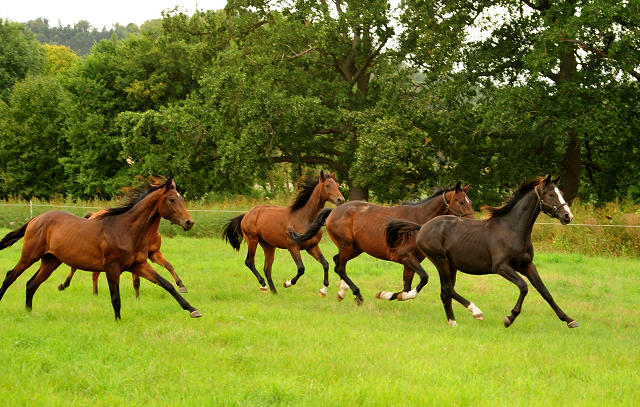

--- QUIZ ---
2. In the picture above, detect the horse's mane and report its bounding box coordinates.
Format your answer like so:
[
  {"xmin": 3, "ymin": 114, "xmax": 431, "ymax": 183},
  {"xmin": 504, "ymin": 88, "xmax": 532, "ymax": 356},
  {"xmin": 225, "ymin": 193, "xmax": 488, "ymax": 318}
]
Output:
[
  {"xmin": 290, "ymin": 175, "xmax": 327, "ymax": 212},
  {"xmin": 482, "ymin": 177, "xmax": 546, "ymax": 219},
  {"xmin": 402, "ymin": 186, "xmax": 452, "ymax": 206},
  {"xmin": 95, "ymin": 176, "xmax": 169, "ymax": 219}
]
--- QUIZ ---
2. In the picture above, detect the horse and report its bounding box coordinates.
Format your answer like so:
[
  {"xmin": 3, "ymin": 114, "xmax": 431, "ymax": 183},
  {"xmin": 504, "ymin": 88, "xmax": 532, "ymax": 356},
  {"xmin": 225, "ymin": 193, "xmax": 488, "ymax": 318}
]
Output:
[
  {"xmin": 385, "ymin": 174, "xmax": 579, "ymax": 328},
  {"xmin": 0, "ymin": 177, "xmax": 201, "ymax": 320},
  {"xmin": 288, "ymin": 182, "xmax": 474, "ymax": 304},
  {"xmin": 57, "ymin": 210, "xmax": 187, "ymax": 297},
  {"xmin": 222, "ymin": 171, "xmax": 344, "ymax": 295}
]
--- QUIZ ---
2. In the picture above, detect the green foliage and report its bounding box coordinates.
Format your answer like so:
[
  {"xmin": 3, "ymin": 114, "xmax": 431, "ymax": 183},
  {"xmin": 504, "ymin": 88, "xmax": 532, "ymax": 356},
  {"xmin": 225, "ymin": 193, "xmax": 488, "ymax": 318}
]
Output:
[
  {"xmin": 0, "ymin": 19, "xmax": 46, "ymax": 102},
  {"xmin": 0, "ymin": 75, "xmax": 69, "ymax": 199}
]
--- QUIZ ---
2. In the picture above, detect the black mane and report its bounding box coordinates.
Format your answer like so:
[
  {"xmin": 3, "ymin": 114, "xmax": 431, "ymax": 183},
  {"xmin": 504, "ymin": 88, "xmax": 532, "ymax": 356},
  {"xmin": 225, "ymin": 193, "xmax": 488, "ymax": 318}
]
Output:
[
  {"xmin": 483, "ymin": 177, "xmax": 545, "ymax": 219},
  {"xmin": 289, "ymin": 176, "xmax": 321, "ymax": 212},
  {"xmin": 402, "ymin": 186, "xmax": 452, "ymax": 206},
  {"xmin": 95, "ymin": 176, "xmax": 169, "ymax": 219}
]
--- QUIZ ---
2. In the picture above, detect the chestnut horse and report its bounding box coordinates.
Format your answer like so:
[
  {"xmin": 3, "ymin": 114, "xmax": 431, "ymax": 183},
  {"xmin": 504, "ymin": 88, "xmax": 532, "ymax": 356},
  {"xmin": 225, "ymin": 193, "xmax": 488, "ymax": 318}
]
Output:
[
  {"xmin": 57, "ymin": 210, "xmax": 187, "ymax": 297},
  {"xmin": 288, "ymin": 182, "xmax": 473, "ymax": 304},
  {"xmin": 0, "ymin": 177, "xmax": 201, "ymax": 320},
  {"xmin": 222, "ymin": 171, "xmax": 344, "ymax": 294},
  {"xmin": 386, "ymin": 175, "xmax": 578, "ymax": 328}
]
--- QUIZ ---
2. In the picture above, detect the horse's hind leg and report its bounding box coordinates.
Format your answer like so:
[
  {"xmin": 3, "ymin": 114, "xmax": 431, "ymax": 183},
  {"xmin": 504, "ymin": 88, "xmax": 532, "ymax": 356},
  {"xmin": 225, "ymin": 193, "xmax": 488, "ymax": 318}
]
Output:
[
  {"xmin": 0, "ymin": 254, "xmax": 41, "ymax": 302},
  {"xmin": 283, "ymin": 246, "xmax": 305, "ymax": 289},
  {"xmin": 132, "ymin": 273, "xmax": 141, "ymax": 299},
  {"xmin": 244, "ymin": 238, "xmax": 268, "ymax": 292},
  {"xmin": 520, "ymin": 262, "xmax": 578, "ymax": 328},
  {"xmin": 377, "ymin": 265, "xmax": 415, "ymax": 301},
  {"xmin": 334, "ymin": 250, "xmax": 363, "ymax": 305},
  {"xmin": 25, "ymin": 254, "xmax": 62, "ymax": 310},
  {"xmin": 58, "ymin": 268, "xmax": 77, "ymax": 291},
  {"xmin": 305, "ymin": 245, "xmax": 330, "ymax": 297},
  {"xmin": 132, "ymin": 261, "xmax": 201, "ymax": 318},
  {"xmin": 445, "ymin": 269, "xmax": 484, "ymax": 320},
  {"xmin": 261, "ymin": 244, "xmax": 278, "ymax": 294},
  {"xmin": 149, "ymin": 251, "xmax": 186, "ymax": 293}
]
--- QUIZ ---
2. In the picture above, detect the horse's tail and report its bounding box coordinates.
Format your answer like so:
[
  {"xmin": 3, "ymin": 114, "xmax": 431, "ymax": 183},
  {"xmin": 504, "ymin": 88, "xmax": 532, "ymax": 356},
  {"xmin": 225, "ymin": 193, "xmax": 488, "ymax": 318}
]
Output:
[
  {"xmin": 385, "ymin": 219, "xmax": 422, "ymax": 250},
  {"xmin": 288, "ymin": 208, "xmax": 333, "ymax": 245},
  {"xmin": 0, "ymin": 220, "xmax": 32, "ymax": 251},
  {"xmin": 222, "ymin": 214, "xmax": 245, "ymax": 252},
  {"xmin": 84, "ymin": 212, "xmax": 95, "ymax": 219}
]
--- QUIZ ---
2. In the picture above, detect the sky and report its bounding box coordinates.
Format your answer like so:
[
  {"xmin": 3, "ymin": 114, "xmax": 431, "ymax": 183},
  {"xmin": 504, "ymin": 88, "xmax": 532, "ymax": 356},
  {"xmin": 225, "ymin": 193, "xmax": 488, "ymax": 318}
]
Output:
[{"xmin": 1, "ymin": 0, "xmax": 228, "ymax": 29}]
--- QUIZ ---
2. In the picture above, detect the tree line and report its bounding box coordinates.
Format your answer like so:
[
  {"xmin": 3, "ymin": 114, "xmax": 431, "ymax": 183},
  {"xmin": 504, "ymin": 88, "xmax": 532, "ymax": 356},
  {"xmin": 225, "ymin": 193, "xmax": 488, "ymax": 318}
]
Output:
[{"xmin": 0, "ymin": 0, "xmax": 638, "ymax": 207}]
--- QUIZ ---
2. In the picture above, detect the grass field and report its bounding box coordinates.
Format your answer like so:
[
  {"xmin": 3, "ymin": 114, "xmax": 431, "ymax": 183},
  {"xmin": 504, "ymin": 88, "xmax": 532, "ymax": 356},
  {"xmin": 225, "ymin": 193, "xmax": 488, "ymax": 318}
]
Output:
[{"xmin": 0, "ymin": 228, "xmax": 639, "ymax": 406}]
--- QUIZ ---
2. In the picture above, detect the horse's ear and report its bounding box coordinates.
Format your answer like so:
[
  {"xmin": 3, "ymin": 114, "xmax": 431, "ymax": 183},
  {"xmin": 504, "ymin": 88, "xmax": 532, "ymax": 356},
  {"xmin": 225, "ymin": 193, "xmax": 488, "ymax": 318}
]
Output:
[
  {"xmin": 463, "ymin": 184, "xmax": 471, "ymax": 193},
  {"xmin": 552, "ymin": 174, "xmax": 561, "ymax": 184},
  {"xmin": 544, "ymin": 174, "xmax": 552, "ymax": 185},
  {"xmin": 320, "ymin": 170, "xmax": 325, "ymax": 181},
  {"xmin": 164, "ymin": 177, "xmax": 176, "ymax": 190},
  {"xmin": 331, "ymin": 172, "xmax": 336, "ymax": 180},
  {"xmin": 454, "ymin": 181, "xmax": 461, "ymax": 192}
]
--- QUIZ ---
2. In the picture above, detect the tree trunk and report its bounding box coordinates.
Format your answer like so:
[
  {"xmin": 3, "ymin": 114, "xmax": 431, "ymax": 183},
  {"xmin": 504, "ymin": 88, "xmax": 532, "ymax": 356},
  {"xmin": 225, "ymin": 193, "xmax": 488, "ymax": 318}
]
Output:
[
  {"xmin": 561, "ymin": 131, "xmax": 581, "ymax": 204},
  {"xmin": 348, "ymin": 181, "xmax": 369, "ymax": 201}
]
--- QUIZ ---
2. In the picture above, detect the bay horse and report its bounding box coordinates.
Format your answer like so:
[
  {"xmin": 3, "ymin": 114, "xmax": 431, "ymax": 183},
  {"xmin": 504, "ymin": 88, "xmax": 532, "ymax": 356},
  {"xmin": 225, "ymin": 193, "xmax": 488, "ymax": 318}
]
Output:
[
  {"xmin": 0, "ymin": 177, "xmax": 201, "ymax": 320},
  {"xmin": 385, "ymin": 174, "xmax": 579, "ymax": 328},
  {"xmin": 57, "ymin": 210, "xmax": 187, "ymax": 297},
  {"xmin": 222, "ymin": 171, "xmax": 344, "ymax": 294},
  {"xmin": 288, "ymin": 182, "xmax": 473, "ymax": 304}
]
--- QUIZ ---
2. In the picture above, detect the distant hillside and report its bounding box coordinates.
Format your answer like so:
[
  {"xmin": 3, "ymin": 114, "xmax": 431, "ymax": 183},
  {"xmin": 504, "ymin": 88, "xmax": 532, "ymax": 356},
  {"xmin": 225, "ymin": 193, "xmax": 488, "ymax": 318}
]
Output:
[{"xmin": 23, "ymin": 18, "xmax": 161, "ymax": 56}]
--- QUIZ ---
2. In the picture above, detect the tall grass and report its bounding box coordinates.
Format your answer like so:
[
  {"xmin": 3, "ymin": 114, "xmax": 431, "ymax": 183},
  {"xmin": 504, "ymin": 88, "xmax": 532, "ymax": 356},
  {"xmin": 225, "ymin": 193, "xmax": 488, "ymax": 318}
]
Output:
[
  {"xmin": 0, "ymin": 233, "xmax": 638, "ymax": 406},
  {"xmin": 1, "ymin": 197, "xmax": 640, "ymax": 256}
]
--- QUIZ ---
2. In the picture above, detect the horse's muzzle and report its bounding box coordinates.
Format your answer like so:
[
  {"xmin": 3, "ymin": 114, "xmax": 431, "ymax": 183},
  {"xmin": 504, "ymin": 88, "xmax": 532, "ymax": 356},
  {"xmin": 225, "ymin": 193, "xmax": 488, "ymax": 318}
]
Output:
[
  {"xmin": 182, "ymin": 219, "xmax": 195, "ymax": 231},
  {"xmin": 335, "ymin": 197, "xmax": 345, "ymax": 206}
]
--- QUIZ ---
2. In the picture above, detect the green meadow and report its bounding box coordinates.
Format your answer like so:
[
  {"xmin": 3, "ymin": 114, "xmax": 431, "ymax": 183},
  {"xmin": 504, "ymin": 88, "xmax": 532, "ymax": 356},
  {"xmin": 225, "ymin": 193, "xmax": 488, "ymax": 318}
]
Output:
[{"xmin": 0, "ymin": 228, "xmax": 639, "ymax": 406}]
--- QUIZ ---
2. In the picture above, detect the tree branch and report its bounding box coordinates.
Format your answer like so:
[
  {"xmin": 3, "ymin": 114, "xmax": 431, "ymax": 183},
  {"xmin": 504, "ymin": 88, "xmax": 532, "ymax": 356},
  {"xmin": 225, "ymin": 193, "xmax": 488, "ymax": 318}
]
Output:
[
  {"xmin": 313, "ymin": 128, "xmax": 343, "ymax": 135},
  {"xmin": 561, "ymin": 38, "xmax": 608, "ymax": 59},
  {"xmin": 582, "ymin": 160, "xmax": 602, "ymax": 171}
]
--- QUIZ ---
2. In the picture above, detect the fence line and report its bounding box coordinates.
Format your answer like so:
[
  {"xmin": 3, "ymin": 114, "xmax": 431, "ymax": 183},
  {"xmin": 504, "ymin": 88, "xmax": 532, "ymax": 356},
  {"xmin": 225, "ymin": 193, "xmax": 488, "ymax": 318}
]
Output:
[{"xmin": 1, "ymin": 202, "xmax": 639, "ymax": 227}]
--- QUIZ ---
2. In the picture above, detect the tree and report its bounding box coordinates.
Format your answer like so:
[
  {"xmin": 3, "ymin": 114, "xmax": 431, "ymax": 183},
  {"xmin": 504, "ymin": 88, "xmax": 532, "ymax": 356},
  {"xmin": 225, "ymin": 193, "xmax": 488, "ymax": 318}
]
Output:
[
  {"xmin": 0, "ymin": 19, "xmax": 45, "ymax": 102},
  {"xmin": 401, "ymin": 0, "xmax": 640, "ymax": 204}
]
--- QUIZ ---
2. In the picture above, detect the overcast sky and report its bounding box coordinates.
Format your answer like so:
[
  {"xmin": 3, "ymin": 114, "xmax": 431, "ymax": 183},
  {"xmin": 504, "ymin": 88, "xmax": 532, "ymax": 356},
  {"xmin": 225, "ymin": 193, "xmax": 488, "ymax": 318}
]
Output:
[{"xmin": 1, "ymin": 0, "xmax": 228, "ymax": 29}]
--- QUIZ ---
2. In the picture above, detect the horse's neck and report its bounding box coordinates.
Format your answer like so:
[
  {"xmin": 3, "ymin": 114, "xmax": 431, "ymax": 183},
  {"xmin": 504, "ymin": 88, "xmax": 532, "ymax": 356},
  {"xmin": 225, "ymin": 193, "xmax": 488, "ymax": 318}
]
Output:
[
  {"xmin": 501, "ymin": 190, "xmax": 540, "ymax": 240},
  {"xmin": 401, "ymin": 197, "xmax": 447, "ymax": 224},
  {"xmin": 297, "ymin": 187, "xmax": 326, "ymax": 223},
  {"xmin": 120, "ymin": 192, "xmax": 162, "ymax": 246}
]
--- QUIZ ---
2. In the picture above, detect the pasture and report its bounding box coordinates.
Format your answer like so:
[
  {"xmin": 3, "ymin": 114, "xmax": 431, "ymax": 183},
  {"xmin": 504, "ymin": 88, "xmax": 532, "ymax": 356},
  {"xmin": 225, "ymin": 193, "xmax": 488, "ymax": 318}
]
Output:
[{"xmin": 0, "ymin": 227, "xmax": 638, "ymax": 406}]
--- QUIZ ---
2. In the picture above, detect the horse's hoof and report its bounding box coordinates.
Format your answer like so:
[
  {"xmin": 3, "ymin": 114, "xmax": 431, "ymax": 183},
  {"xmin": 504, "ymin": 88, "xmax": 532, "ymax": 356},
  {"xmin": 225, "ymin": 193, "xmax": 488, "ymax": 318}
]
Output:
[
  {"xmin": 448, "ymin": 319, "xmax": 458, "ymax": 327},
  {"xmin": 190, "ymin": 310, "xmax": 202, "ymax": 318},
  {"xmin": 337, "ymin": 293, "xmax": 344, "ymax": 302},
  {"xmin": 58, "ymin": 284, "xmax": 64, "ymax": 291},
  {"xmin": 375, "ymin": 291, "xmax": 382, "ymax": 299},
  {"xmin": 318, "ymin": 286, "xmax": 328, "ymax": 297},
  {"xmin": 567, "ymin": 320, "xmax": 580, "ymax": 328},
  {"xmin": 260, "ymin": 286, "xmax": 269, "ymax": 293},
  {"xmin": 354, "ymin": 298, "xmax": 363, "ymax": 306},
  {"xmin": 397, "ymin": 292, "xmax": 406, "ymax": 301},
  {"xmin": 503, "ymin": 317, "xmax": 512, "ymax": 328},
  {"xmin": 179, "ymin": 286, "xmax": 188, "ymax": 293},
  {"xmin": 473, "ymin": 313, "xmax": 484, "ymax": 321},
  {"xmin": 283, "ymin": 280, "xmax": 293, "ymax": 288}
]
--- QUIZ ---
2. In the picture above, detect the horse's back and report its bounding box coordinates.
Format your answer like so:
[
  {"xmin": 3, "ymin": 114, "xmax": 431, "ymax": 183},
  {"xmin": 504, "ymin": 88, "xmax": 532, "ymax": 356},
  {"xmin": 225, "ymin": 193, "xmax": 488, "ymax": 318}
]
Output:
[{"xmin": 242, "ymin": 205, "xmax": 299, "ymax": 248}]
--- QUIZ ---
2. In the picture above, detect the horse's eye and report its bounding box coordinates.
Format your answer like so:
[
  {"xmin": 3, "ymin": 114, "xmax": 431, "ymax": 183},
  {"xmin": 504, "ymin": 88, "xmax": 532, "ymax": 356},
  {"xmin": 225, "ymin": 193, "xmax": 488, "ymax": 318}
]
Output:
[{"xmin": 169, "ymin": 198, "xmax": 175, "ymax": 203}]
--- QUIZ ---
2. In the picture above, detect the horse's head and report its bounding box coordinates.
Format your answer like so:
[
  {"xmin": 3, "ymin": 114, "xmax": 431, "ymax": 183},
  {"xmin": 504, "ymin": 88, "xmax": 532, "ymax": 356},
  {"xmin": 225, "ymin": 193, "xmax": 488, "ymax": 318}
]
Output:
[
  {"xmin": 158, "ymin": 178, "xmax": 195, "ymax": 231},
  {"xmin": 318, "ymin": 170, "xmax": 345, "ymax": 206},
  {"xmin": 443, "ymin": 182, "xmax": 474, "ymax": 218},
  {"xmin": 536, "ymin": 174, "xmax": 573, "ymax": 225}
]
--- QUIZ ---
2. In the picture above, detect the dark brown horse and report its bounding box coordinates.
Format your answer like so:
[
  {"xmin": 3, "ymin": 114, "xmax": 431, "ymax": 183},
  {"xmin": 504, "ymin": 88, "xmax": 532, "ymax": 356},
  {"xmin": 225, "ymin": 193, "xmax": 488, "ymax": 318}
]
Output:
[
  {"xmin": 386, "ymin": 174, "xmax": 578, "ymax": 328},
  {"xmin": 0, "ymin": 177, "xmax": 201, "ymax": 320},
  {"xmin": 288, "ymin": 182, "xmax": 473, "ymax": 304},
  {"xmin": 222, "ymin": 171, "xmax": 344, "ymax": 294},
  {"xmin": 57, "ymin": 210, "xmax": 187, "ymax": 297}
]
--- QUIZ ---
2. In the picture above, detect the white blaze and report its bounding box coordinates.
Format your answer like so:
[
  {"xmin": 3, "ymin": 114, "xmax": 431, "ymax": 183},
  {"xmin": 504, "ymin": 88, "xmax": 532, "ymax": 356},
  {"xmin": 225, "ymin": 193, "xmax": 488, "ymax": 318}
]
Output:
[{"xmin": 555, "ymin": 186, "xmax": 573, "ymax": 218}]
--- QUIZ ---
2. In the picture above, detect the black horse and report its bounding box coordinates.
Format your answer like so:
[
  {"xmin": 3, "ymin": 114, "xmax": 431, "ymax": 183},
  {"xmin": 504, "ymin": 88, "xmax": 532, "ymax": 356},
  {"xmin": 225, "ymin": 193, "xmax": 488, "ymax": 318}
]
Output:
[{"xmin": 386, "ymin": 175, "xmax": 579, "ymax": 328}]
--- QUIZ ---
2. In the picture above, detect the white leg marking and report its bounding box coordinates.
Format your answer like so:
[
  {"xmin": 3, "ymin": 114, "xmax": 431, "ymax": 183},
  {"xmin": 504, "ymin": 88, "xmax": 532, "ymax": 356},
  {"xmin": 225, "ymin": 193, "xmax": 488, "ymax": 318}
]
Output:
[
  {"xmin": 377, "ymin": 291, "xmax": 393, "ymax": 300},
  {"xmin": 403, "ymin": 289, "xmax": 418, "ymax": 300},
  {"xmin": 284, "ymin": 280, "xmax": 293, "ymax": 288},
  {"xmin": 448, "ymin": 319, "xmax": 458, "ymax": 327},
  {"xmin": 319, "ymin": 286, "xmax": 328, "ymax": 297},
  {"xmin": 260, "ymin": 285, "xmax": 268, "ymax": 293},
  {"xmin": 467, "ymin": 302, "xmax": 484, "ymax": 320},
  {"xmin": 337, "ymin": 279, "xmax": 350, "ymax": 300}
]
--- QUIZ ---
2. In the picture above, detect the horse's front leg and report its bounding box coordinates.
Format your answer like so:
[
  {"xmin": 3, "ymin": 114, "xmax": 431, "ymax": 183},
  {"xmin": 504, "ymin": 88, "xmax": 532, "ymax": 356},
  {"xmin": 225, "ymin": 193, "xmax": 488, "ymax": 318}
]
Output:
[
  {"xmin": 130, "ymin": 261, "xmax": 201, "ymax": 318},
  {"xmin": 376, "ymin": 264, "xmax": 415, "ymax": 301},
  {"xmin": 303, "ymin": 245, "xmax": 330, "ymax": 297},
  {"xmin": 520, "ymin": 262, "xmax": 579, "ymax": 328},
  {"xmin": 149, "ymin": 250, "xmax": 187, "ymax": 293},
  {"xmin": 283, "ymin": 245, "xmax": 305, "ymax": 289},
  {"xmin": 104, "ymin": 265, "xmax": 122, "ymax": 320},
  {"xmin": 495, "ymin": 263, "xmax": 529, "ymax": 328}
]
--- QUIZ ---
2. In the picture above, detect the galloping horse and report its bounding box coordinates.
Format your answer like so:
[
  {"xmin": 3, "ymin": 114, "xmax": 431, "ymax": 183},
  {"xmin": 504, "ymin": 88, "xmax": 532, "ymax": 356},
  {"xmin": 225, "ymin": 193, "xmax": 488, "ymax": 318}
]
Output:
[
  {"xmin": 386, "ymin": 174, "xmax": 578, "ymax": 328},
  {"xmin": 222, "ymin": 171, "xmax": 344, "ymax": 294},
  {"xmin": 288, "ymin": 182, "xmax": 474, "ymax": 304},
  {"xmin": 0, "ymin": 177, "xmax": 201, "ymax": 320},
  {"xmin": 57, "ymin": 209, "xmax": 187, "ymax": 297}
]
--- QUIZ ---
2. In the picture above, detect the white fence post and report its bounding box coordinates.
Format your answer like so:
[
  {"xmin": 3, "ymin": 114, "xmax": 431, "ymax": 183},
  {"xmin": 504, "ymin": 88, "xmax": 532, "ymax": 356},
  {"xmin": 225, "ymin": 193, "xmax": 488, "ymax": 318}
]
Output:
[{"xmin": 30, "ymin": 200, "xmax": 33, "ymax": 219}]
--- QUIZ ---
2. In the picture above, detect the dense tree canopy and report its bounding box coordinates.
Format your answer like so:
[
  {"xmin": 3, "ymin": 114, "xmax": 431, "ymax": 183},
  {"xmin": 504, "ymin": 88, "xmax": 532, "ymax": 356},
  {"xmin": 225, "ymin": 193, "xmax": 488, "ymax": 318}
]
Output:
[{"xmin": 0, "ymin": 1, "xmax": 637, "ymax": 206}]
